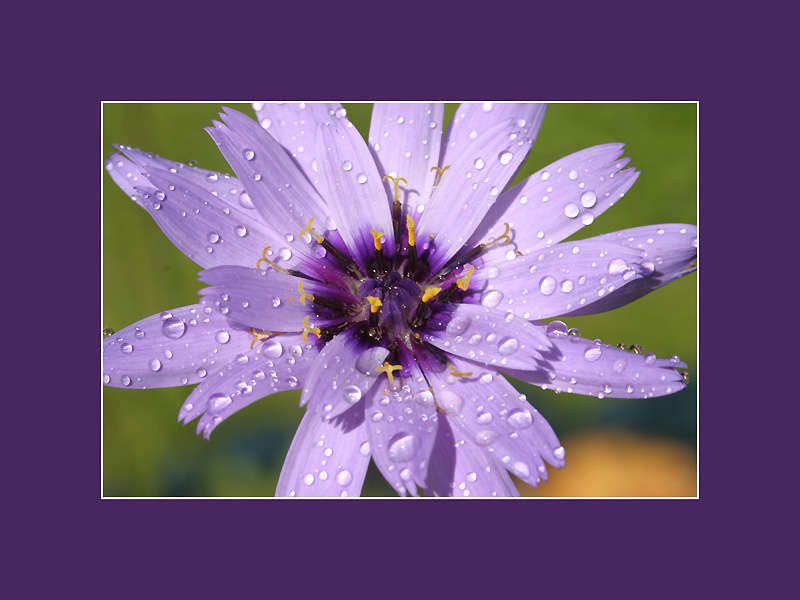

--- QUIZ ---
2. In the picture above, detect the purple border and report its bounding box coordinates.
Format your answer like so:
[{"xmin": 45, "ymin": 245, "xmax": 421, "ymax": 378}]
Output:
[{"xmin": 17, "ymin": 8, "xmax": 759, "ymax": 596}]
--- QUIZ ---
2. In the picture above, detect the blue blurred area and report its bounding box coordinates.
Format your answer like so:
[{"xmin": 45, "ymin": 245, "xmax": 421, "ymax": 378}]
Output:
[{"xmin": 102, "ymin": 102, "xmax": 697, "ymax": 497}]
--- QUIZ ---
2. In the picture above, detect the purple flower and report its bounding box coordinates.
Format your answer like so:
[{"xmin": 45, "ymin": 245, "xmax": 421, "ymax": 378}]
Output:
[{"xmin": 103, "ymin": 103, "xmax": 696, "ymax": 497}]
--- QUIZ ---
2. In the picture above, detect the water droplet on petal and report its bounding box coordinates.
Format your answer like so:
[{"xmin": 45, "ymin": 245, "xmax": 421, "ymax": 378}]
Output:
[
  {"xmin": 120, "ymin": 343, "xmax": 133, "ymax": 354},
  {"xmin": 499, "ymin": 151, "xmax": 512, "ymax": 165},
  {"xmin": 498, "ymin": 337, "xmax": 519, "ymax": 356},
  {"xmin": 581, "ymin": 190, "xmax": 597, "ymax": 207},
  {"xmin": 238, "ymin": 192, "xmax": 254, "ymax": 209},
  {"xmin": 564, "ymin": 203, "xmax": 579, "ymax": 218},
  {"xmin": 474, "ymin": 430, "xmax": 499, "ymax": 447},
  {"xmin": 554, "ymin": 446, "xmax": 566, "ymax": 460},
  {"xmin": 481, "ymin": 289, "xmax": 504, "ymax": 308},
  {"xmin": 215, "ymin": 330, "xmax": 230, "ymax": 344},
  {"xmin": 437, "ymin": 390, "xmax": 464, "ymax": 415},
  {"xmin": 337, "ymin": 470, "xmax": 352, "ymax": 486},
  {"xmin": 608, "ymin": 258, "xmax": 628, "ymax": 275},
  {"xmin": 388, "ymin": 433, "xmax": 420, "ymax": 462},
  {"xmin": 539, "ymin": 276, "xmax": 557, "ymax": 295},
  {"xmin": 584, "ymin": 347, "xmax": 602, "ymax": 362},
  {"xmin": 207, "ymin": 232, "xmax": 220, "ymax": 244},
  {"xmin": 546, "ymin": 321, "xmax": 569, "ymax": 338},
  {"xmin": 343, "ymin": 385, "xmax": 362, "ymax": 404},
  {"xmin": 507, "ymin": 408, "xmax": 533, "ymax": 429},
  {"xmin": 148, "ymin": 358, "xmax": 162, "ymax": 372},
  {"xmin": 446, "ymin": 314, "xmax": 472, "ymax": 336},
  {"xmin": 263, "ymin": 339, "xmax": 283, "ymax": 358},
  {"xmin": 474, "ymin": 158, "xmax": 485, "ymax": 170},
  {"xmin": 242, "ymin": 148, "xmax": 255, "ymax": 161},
  {"xmin": 121, "ymin": 375, "xmax": 131, "ymax": 387},
  {"xmin": 342, "ymin": 161, "xmax": 353, "ymax": 171},
  {"xmin": 234, "ymin": 225, "xmax": 247, "ymax": 237},
  {"xmin": 511, "ymin": 461, "xmax": 530, "ymax": 479},
  {"xmin": 207, "ymin": 393, "xmax": 232, "ymax": 414}
]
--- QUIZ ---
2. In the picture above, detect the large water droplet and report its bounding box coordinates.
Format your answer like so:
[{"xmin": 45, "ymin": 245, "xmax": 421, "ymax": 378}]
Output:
[
  {"xmin": 608, "ymin": 258, "xmax": 628, "ymax": 275},
  {"xmin": 207, "ymin": 393, "xmax": 232, "ymax": 414},
  {"xmin": 242, "ymin": 148, "xmax": 255, "ymax": 161},
  {"xmin": 234, "ymin": 225, "xmax": 247, "ymax": 237},
  {"xmin": 498, "ymin": 337, "xmax": 519, "ymax": 356},
  {"xmin": 437, "ymin": 389, "xmax": 464, "ymax": 415},
  {"xmin": 238, "ymin": 192, "xmax": 254, "ymax": 209},
  {"xmin": 263, "ymin": 339, "xmax": 283, "ymax": 358},
  {"xmin": 336, "ymin": 470, "xmax": 352, "ymax": 486},
  {"xmin": 546, "ymin": 321, "xmax": 569, "ymax": 338},
  {"xmin": 481, "ymin": 289, "xmax": 504, "ymax": 308},
  {"xmin": 507, "ymin": 408, "xmax": 533, "ymax": 429},
  {"xmin": 564, "ymin": 203, "xmax": 579, "ymax": 218},
  {"xmin": 215, "ymin": 330, "xmax": 230, "ymax": 344},
  {"xmin": 342, "ymin": 385, "xmax": 362, "ymax": 405},
  {"xmin": 388, "ymin": 433, "xmax": 420, "ymax": 462},
  {"xmin": 446, "ymin": 314, "xmax": 472, "ymax": 336},
  {"xmin": 474, "ymin": 158, "xmax": 485, "ymax": 170},
  {"xmin": 148, "ymin": 358, "xmax": 162, "ymax": 372},
  {"xmin": 539, "ymin": 276, "xmax": 557, "ymax": 296},
  {"xmin": 499, "ymin": 151, "xmax": 512, "ymax": 165},
  {"xmin": 120, "ymin": 343, "xmax": 133, "ymax": 354},
  {"xmin": 584, "ymin": 347, "xmax": 602, "ymax": 362},
  {"xmin": 474, "ymin": 430, "xmax": 499, "ymax": 447},
  {"xmin": 554, "ymin": 446, "xmax": 566, "ymax": 460},
  {"xmin": 580, "ymin": 190, "xmax": 597, "ymax": 207}
]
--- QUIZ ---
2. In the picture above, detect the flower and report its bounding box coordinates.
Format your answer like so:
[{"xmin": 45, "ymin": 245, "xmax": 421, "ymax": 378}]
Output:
[{"xmin": 103, "ymin": 102, "xmax": 696, "ymax": 497}]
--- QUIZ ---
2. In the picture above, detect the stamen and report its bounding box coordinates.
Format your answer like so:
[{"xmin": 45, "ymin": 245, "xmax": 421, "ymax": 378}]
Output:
[
  {"xmin": 449, "ymin": 367, "xmax": 473, "ymax": 378},
  {"xmin": 382, "ymin": 175, "xmax": 407, "ymax": 203},
  {"xmin": 489, "ymin": 223, "xmax": 512, "ymax": 246},
  {"xmin": 300, "ymin": 218, "xmax": 324, "ymax": 244},
  {"xmin": 301, "ymin": 316, "xmax": 322, "ymax": 343},
  {"xmin": 256, "ymin": 246, "xmax": 293, "ymax": 276},
  {"xmin": 422, "ymin": 287, "xmax": 442, "ymax": 303},
  {"xmin": 249, "ymin": 327, "xmax": 279, "ymax": 349},
  {"xmin": 455, "ymin": 265, "xmax": 475, "ymax": 291},
  {"xmin": 370, "ymin": 230, "xmax": 385, "ymax": 252},
  {"xmin": 406, "ymin": 215, "xmax": 416, "ymax": 247},
  {"xmin": 298, "ymin": 282, "xmax": 315, "ymax": 305},
  {"xmin": 366, "ymin": 296, "xmax": 383, "ymax": 313},
  {"xmin": 376, "ymin": 361, "xmax": 403, "ymax": 384},
  {"xmin": 430, "ymin": 165, "xmax": 450, "ymax": 188}
]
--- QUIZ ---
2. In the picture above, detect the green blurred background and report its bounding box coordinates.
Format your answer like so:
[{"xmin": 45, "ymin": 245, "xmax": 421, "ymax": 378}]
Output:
[{"xmin": 102, "ymin": 102, "xmax": 698, "ymax": 497}]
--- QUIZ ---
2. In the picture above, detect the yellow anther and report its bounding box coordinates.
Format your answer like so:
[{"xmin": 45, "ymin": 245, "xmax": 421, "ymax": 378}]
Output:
[
  {"xmin": 301, "ymin": 316, "xmax": 321, "ymax": 343},
  {"xmin": 449, "ymin": 367, "xmax": 473, "ymax": 378},
  {"xmin": 382, "ymin": 175, "xmax": 407, "ymax": 203},
  {"xmin": 406, "ymin": 215, "xmax": 416, "ymax": 247},
  {"xmin": 430, "ymin": 165, "xmax": 450, "ymax": 187},
  {"xmin": 376, "ymin": 361, "xmax": 403, "ymax": 384},
  {"xmin": 300, "ymin": 218, "xmax": 324, "ymax": 244},
  {"xmin": 370, "ymin": 230, "xmax": 385, "ymax": 251},
  {"xmin": 298, "ymin": 282, "xmax": 315, "ymax": 306},
  {"xmin": 456, "ymin": 265, "xmax": 475, "ymax": 291},
  {"xmin": 256, "ymin": 246, "xmax": 292, "ymax": 275},
  {"xmin": 422, "ymin": 287, "xmax": 442, "ymax": 303},
  {"xmin": 249, "ymin": 327, "xmax": 278, "ymax": 349},
  {"xmin": 366, "ymin": 296, "xmax": 383, "ymax": 313},
  {"xmin": 489, "ymin": 222, "xmax": 512, "ymax": 246}
]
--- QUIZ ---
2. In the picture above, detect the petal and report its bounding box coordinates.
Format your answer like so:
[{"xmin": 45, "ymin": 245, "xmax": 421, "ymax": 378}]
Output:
[
  {"xmin": 110, "ymin": 145, "xmax": 254, "ymax": 215},
  {"xmin": 299, "ymin": 324, "xmax": 389, "ymax": 416},
  {"xmin": 440, "ymin": 102, "xmax": 547, "ymax": 175},
  {"xmin": 419, "ymin": 115, "xmax": 540, "ymax": 273},
  {"xmin": 368, "ymin": 103, "xmax": 444, "ymax": 217},
  {"xmin": 504, "ymin": 326, "xmax": 688, "ymax": 398},
  {"xmin": 276, "ymin": 401, "xmax": 371, "ymax": 497},
  {"xmin": 468, "ymin": 144, "xmax": 639, "ymax": 252},
  {"xmin": 467, "ymin": 238, "xmax": 648, "ymax": 320},
  {"xmin": 315, "ymin": 119, "xmax": 395, "ymax": 270},
  {"xmin": 198, "ymin": 265, "xmax": 355, "ymax": 332},
  {"xmin": 562, "ymin": 224, "xmax": 698, "ymax": 316},
  {"xmin": 423, "ymin": 414, "xmax": 520, "ymax": 498},
  {"xmin": 420, "ymin": 352, "xmax": 565, "ymax": 489},
  {"xmin": 418, "ymin": 303, "xmax": 551, "ymax": 370},
  {"xmin": 207, "ymin": 108, "xmax": 332, "ymax": 260},
  {"xmin": 363, "ymin": 344, "xmax": 439, "ymax": 496},
  {"xmin": 137, "ymin": 166, "xmax": 288, "ymax": 269},
  {"xmin": 251, "ymin": 102, "xmax": 346, "ymax": 190},
  {"xmin": 179, "ymin": 333, "xmax": 317, "ymax": 439},
  {"xmin": 102, "ymin": 301, "xmax": 252, "ymax": 389}
]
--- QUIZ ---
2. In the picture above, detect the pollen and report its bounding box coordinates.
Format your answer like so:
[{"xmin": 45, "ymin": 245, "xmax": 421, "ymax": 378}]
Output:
[
  {"xmin": 422, "ymin": 287, "xmax": 442, "ymax": 303},
  {"xmin": 300, "ymin": 218, "xmax": 324, "ymax": 244},
  {"xmin": 301, "ymin": 316, "xmax": 322, "ymax": 343},
  {"xmin": 366, "ymin": 296, "xmax": 383, "ymax": 313},
  {"xmin": 456, "ymin": 265, "xmax": 475, "ymax": 291},
  {"xmin": 406, "ymin": 215, "xmax": 416, "ymax": 247},
  {"xmin": 298, "ymin": 282, "xmax": 315, "ymax": 305},
  {"xmin": 376, "ymin": 361, "xmax": 403, "ymax": 384}
]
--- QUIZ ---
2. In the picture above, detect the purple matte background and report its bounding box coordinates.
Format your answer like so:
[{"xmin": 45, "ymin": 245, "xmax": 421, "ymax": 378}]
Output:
[{"xmin": 14, "ymin": 3, "xmax": 784, "ymax": 597}]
